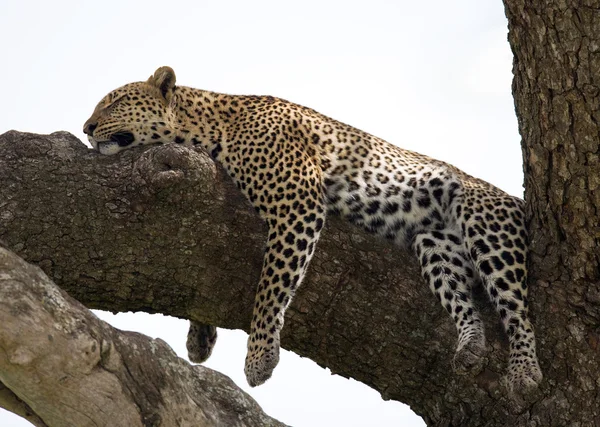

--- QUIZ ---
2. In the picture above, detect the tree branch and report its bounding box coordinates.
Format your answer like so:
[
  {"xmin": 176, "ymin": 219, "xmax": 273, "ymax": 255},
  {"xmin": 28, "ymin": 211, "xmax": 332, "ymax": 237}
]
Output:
[
  {"xmin": 0, "ymin": 244, "xmax": 285, "ymax": 426},
  {"xmin": 0, "ymin": 130, "xmax": 545, "ymax": 425}
]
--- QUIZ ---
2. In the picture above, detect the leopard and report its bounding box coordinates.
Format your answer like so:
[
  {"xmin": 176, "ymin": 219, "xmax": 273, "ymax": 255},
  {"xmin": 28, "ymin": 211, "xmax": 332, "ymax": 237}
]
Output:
[{"xmin": 83, "ymin": 66, "xmax": 542, "ymax": 394}]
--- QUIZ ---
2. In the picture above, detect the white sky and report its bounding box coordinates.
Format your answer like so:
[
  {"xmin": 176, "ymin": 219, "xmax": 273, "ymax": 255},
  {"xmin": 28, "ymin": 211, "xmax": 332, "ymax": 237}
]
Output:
[{"xmin": 0, "ymin": 1, "xmax": 521, "ymax": 426}]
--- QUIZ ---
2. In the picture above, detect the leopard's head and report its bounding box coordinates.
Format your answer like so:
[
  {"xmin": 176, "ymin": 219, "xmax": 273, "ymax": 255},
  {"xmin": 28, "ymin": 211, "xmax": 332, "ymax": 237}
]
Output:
[{"xmin": 83, "ymin": 66, "xmax": 177, "ymax": 155}]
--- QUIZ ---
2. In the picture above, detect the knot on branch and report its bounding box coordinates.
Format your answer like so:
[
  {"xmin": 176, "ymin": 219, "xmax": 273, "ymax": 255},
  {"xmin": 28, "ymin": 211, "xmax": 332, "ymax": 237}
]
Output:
[{"xmin": 133, "ymin": 145, "xmax": 217, "ymax": 191}]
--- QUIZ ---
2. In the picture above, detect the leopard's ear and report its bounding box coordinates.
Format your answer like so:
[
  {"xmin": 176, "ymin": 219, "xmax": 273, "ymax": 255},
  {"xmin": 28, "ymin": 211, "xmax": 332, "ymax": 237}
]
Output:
[{"xmin": 148, "ymin": 66, "xmax": 176, "ymax": 99}]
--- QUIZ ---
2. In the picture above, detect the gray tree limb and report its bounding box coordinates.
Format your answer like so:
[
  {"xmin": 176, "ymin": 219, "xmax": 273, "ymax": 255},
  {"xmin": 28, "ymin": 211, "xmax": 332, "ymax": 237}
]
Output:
[{"xmin": 0, "ymin": 244, "xmax": 286, "ymax": 426}]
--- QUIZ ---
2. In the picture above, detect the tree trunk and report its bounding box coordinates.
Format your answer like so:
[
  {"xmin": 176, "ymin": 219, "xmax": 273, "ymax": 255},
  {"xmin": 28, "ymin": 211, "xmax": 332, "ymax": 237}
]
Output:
[{"xmin": 503, "ymin": 0, "xmax": 600, "ymax": 425}]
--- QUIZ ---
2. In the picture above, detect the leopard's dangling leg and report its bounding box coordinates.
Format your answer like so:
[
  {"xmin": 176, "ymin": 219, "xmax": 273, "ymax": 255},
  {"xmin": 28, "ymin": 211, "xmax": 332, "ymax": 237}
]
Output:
[{"xmin": 243, "ymin": 166, "xmax": 326, "ymax": 387}]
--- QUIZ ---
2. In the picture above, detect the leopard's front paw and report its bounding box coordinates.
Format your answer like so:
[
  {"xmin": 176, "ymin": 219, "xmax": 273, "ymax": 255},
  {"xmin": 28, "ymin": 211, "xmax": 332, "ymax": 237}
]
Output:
[
  {"xmin": 187, "ymin": 322, "xmax": 217, "ymax": 364},
  {"xmin": 244, "ymin": 335, "xmax": 280, "ymax": 387}
]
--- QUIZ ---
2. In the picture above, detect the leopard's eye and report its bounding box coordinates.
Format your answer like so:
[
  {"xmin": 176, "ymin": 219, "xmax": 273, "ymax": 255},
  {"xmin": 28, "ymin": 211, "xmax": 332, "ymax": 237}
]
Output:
[{"xmin": 104, "ymin": 93, "xmax": 127, "ymax": 109}]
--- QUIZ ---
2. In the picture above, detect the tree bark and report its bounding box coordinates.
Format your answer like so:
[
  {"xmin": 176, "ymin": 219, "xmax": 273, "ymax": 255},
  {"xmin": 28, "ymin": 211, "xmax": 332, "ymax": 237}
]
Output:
[
  {"xmin": 0, "ymin": 245, "xmax": 286, "ymax": 426},
  {"xmin": 502, "ymin": 0, "xmax": 600, "ymax": 425}
]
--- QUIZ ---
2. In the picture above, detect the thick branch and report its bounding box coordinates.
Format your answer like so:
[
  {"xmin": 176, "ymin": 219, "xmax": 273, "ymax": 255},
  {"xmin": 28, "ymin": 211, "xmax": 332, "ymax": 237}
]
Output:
[
  {"xmin": 0, "ymin": 130, "xmax": 547, "ymax": 425},
  {"xmin": 0, "ymin": 245, "xmax": 285, "ymax": 426}
]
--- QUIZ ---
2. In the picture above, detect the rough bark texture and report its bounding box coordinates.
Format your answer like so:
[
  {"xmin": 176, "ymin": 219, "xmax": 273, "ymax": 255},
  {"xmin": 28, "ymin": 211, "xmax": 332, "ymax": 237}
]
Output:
[
  {"xmin": 504, "ymin": 0, "xmax": 600, "ymax": 425},
  {"xmin": 0, "ymin": 245, "xmax": 286, "ymax": 427}
]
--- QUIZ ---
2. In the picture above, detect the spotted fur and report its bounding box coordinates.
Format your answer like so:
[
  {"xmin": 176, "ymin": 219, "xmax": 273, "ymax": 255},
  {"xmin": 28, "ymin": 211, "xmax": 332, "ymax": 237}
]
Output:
[{"xmin": 84, "ymin": 66, "xmax": 542, "ymax": 392}]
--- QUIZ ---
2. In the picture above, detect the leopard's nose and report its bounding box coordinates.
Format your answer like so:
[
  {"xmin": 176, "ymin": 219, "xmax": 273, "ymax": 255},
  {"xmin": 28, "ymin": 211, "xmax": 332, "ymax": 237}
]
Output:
[{"xmin": 83, "ymin": 121, "xmax": 97, "ymax": 136}]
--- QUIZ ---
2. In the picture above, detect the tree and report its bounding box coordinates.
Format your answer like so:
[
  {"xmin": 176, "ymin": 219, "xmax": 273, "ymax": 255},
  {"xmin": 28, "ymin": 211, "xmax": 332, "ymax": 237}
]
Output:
[{"xmin": 0, "ymin": 1, "xmax": 599, "ymax": 424}]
